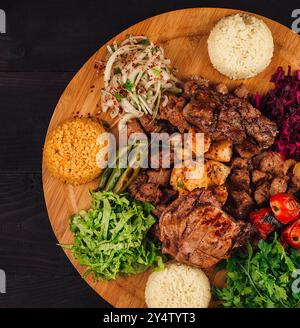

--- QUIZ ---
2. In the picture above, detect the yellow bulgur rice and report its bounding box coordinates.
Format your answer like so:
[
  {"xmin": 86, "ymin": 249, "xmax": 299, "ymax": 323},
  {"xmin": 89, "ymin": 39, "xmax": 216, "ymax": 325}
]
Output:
[{"xmin": 43, "ymin": 118, "xmax": 106, "ymax": 185}]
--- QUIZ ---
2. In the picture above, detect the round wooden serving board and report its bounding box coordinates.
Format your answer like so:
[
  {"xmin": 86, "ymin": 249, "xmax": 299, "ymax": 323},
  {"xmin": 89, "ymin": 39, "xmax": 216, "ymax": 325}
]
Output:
[{"xmin": 42, "ymin": 8, "xmax": 300, "ymax": 307}]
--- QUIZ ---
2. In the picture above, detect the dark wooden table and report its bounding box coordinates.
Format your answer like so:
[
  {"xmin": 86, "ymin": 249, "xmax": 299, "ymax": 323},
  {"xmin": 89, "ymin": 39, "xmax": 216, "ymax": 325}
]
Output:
[{"xmin": 0, "ymin": 0, "xmax": 298, "ymax": 308}]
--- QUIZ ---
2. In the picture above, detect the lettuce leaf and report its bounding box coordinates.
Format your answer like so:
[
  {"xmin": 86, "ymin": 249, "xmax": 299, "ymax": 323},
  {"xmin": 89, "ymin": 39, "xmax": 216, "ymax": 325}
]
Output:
[{"xmin": 68, "ymin": 191, "xmax": 165, "ymax": 280}]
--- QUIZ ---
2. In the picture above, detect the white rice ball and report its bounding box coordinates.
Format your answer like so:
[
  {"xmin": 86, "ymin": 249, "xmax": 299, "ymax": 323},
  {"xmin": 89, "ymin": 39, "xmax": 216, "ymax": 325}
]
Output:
[
  {"xmin": 145, "ymin": 262, "xmax": 211, "ymax": 308},
  {"xmin": 207, "ymin": 14, "xmax": 274, "ymax": 79}
]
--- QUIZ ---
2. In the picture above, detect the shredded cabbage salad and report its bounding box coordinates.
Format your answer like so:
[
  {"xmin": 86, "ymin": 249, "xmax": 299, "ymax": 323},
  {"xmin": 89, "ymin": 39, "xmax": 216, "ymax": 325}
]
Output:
[{"xmin": 101, "ymin": 35, "xmax": 181, "ymax": 124}]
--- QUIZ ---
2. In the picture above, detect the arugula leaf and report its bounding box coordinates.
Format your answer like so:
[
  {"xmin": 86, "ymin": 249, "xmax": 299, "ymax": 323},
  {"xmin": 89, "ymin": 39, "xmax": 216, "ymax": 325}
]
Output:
[{"xmin": 215, "ymin": 233, "xmax": 300, "ymax": 308}]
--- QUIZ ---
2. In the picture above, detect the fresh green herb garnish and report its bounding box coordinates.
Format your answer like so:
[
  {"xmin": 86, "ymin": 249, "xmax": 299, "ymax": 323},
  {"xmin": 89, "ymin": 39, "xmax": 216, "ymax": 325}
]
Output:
[
  {"xmin": 214, "ymin": 233, "xmax": 300, "ymax": 308},
  {"xmin": 109, "ymin": 45, "xmax": 115, "ymax": 52},
  {"xmin": 141, "ymin": 39, "xmax": 150, "ymax": 46},
  {"xmin": 151, "ymin": 68, "xmax": 161, "ymax": 77},
  {"xmin": 67, "ymin": 191, "xmax": 164, "ymax": 280},
  {"xmin": 177, "ymin": 181, "xmax": 184, "ymax": 189},
  {"xmin": 114, "ymin": 93, "xmax": 124, "ymax": 102},
  {"xmin": 113, "ymin": 67, "xmax": 121, "ymax": 74},
  {"xmin": 123, "ymin": 79, "xmax": 135, "ymax": 92}
]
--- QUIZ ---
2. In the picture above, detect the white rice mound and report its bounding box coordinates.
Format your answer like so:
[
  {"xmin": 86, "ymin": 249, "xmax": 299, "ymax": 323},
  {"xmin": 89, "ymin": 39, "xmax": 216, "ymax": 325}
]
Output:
[
  {"xmin": 145, "ymin": 262, "xmax": 211, "ymax": 308},
  {"xmin": 207, "ymin": 14, "xmax": 274, "ymax": 79}
]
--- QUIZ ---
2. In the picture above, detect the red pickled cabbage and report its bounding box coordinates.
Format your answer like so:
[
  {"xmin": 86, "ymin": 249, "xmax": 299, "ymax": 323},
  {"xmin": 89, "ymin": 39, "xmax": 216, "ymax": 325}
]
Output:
[{"xmin": 260, "ymin": 66, "xmax": 300, "ymax": 161}]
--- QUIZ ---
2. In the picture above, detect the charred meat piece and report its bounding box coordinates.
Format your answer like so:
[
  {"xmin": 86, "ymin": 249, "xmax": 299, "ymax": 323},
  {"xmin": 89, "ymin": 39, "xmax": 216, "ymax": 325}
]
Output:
[
  {"xmin": 211, "ymin": 186, "xmax": 228, "ymax": 206},
  {"xmin": 183, "ymin": 102, "xmax": 215, "ymax": 134},
  {"xmin": 150, "ymin": 147, "xmax": 174, "ymax": 168},
  {"xmin": 126, "ymin": 119, "xmax": 144, "ymax": 140},
  {"xmin": 183, "ymin": 78, "xmax": 209, "ymax": 98},
  {"xmin": 164, "ymin": 79, "xmax": 277, "ymax": 149},
  {"xmin": 146, "ymin": 169, "xmax": 171, "ymax": 186},
  {"xmin": 159, "ymin": 188, "xmax": 250, "ymax": 268},
  {"xmin": 229, "ymin": 191, "xmax": 255, "ymax": 219},
  {"xmin": 160, "ymin": 187, "xmax": 178, "ymax": 204},
  {"xmin": 159, "ymin": 95, "xmax": 190, "ymax": 133},
  {"xmin": 289, "ymin": 174, "xmax": 300, "ymax": 195},
  {"xmin": 252, "ymin": 170, "xmax": 269, "ymax": 185},
  {"xmin": 254, "ymin": 182, "xmax": 271, "ymax": 205},
  {"xmin": 128, "ymin": 171, "xmax": 148, "ymax": 198},
  {"xmin": 270, "ymin": 177, "xmax": 288, "ymax": 196},
  {"xmin": 235, "ymin": 140, "xmax": 261, "ymax": 158},
  {"xmin": 215, "ymin": 83, "xmax": 228, "ymax": 95},
  {"xmin": 231, "ymin": 157, "xmax": 250, "ymax": 170},
  {"xmin": 237, "ymin": 104, "xmax": 261, "ymax": 120},
  {"xmin": 139, "ymin": 115, "xmax": 165, "ymax": 133},
  {"xmin": 229, "ymin": 168, "xmax": 251, "ymax": 192},
  {"xmin": 152, "ymin": 204, "xmax": 168, "ymax": 220},
  {"xmin": 213, "ymin": 108, "xmax": 246, "ymax": 143},
  {"xmin": 258, "ymin": 151, "xmax": 284, "ymax": 176},
  {"xmin": 132, "ymin": 182, "xmax": 162, "ymax": 204},
  {"xmin": 244, "ymin": 116, "xmax": 277, "ymax": 148},
  {"xmin": 234, "ymin": 84, "xmax": 249, "ymax": 98}
]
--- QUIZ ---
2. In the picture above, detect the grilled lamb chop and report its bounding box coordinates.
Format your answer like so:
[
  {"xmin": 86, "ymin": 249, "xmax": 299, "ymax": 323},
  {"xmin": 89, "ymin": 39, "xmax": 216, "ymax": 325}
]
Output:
[{"xmin": 159, "ymin": 188, "xmax": 250, "ymax": 268}]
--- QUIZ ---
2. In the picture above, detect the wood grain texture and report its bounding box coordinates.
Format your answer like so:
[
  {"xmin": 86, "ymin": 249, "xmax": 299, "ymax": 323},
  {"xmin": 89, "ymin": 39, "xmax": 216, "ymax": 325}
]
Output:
[{"xmin": 42, "ymin": 8, "xmax": 300, "ymax": 308}]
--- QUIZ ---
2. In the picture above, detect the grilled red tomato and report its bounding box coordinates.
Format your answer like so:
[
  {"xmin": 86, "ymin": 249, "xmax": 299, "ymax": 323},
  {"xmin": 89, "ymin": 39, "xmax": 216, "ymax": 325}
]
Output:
[
  {"xmin": 250, "ymin": 208, "xmax": 278, "ymax": 239},
  {"xmin": 281, "ymin": 220, "xmax": 300, "ymax": 249},
  {"xmin": 270, "ymin": 193, "xmax": 300, "ymax": 224}
]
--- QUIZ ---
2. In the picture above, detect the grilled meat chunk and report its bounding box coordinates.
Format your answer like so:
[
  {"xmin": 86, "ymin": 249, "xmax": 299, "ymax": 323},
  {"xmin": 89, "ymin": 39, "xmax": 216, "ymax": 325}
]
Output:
[
  {"xmin": 159, "ymin": 95, "xmax": 190, "ymax": 133},
  {"xmin": 244, "ymin": 116, "xmax": 277, "ymax": 148},
  {"xmin": 213, "ymin": 108, "xmax": 246, "ymax": 143},
  {"xmin": 159, "ymin": 188, "xmax": 250, "ymax": 268},
  {"xmin": 231, "ymin": 157, "xmax": 250, "ymax": 170},
  {"xmin": 183, "ymin": 78, "xmax": 209, "ymax": 98},
  {"xmin": 215, "ymin": 83, "xmax": 228, "ymax": 95},
  {"xmin": 270, "ymin": 177, "xmax": 288, "ymax": 196},
  {"xmin": 128, "ymin": 171, "xmax": 148, "ymax": 197},
  {"xmin": 235, "ymin": 140, "xmax": 261, "ymax": 159},
  {"xmin": 258, "ymin": 151, "xmax": 284, "ymax": 176},
  {"xmin": 126, "ymin": 119, "xmax": 144, "ymax": 139},
  {"xmin": 229, "ymin": 168, "xmax": 251, "ymax": 192},
  {"xmin": 183, "ymin": 103, "xmax": 215, "ymax": 134},
  {"xmin": 252, "ymin": 170, "xmax": 269, "ymax": 185},
  {"xmin": 162, "ymin": 79, "xmax": 277, "ymax": 149},
  {"xmin": 132, "ymin": 182, "xmax": 162, "ymax": 204},
  {"xmin": 139, "ymin": 115, "xmax": 166, "ymax": 133},
  {"xmin": 254, "ymin": 182, "xmax": 271, "ymax": 205},
  {"xmin": 234, "ymin": 84, "xmax": 249, "ymax": 98},
  {"xmin": 146, "ymin": 169, "xmax": 171, "ymax": 186},
  {"xmin": 229, "ymin": 191, "xmax": 255, "ymax": 219}
]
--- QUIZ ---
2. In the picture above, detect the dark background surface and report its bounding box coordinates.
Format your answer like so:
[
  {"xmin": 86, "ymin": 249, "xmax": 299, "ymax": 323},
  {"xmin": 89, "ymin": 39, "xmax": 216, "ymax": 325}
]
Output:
[{"xmin": 0, "ymin": 0, "xmax": 298, "ymax": 308}]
